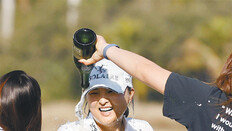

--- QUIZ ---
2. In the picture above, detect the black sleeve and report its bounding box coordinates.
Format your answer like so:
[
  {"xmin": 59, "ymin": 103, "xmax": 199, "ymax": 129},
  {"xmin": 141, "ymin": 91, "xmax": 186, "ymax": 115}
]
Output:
[{"xmin": 163, "ymin": 72, "xmax": 213, "ymax": 127}]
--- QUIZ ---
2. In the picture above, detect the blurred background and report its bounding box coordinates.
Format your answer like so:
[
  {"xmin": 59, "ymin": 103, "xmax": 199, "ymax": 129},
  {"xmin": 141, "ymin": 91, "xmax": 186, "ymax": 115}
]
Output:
[{"xmin": 0, "ymin": 0, "xmax": 232, "ymax": 130}]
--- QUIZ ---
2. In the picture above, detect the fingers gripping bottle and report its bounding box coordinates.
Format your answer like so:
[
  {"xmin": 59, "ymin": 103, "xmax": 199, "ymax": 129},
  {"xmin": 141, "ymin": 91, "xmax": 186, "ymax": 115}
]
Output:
[{"xmin": 73, "ymin": 28, "xmax": 96, "ymax": 89}]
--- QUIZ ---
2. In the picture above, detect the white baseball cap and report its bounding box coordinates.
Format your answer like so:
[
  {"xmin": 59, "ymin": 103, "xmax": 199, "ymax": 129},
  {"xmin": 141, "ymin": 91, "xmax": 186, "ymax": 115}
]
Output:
[{"xmin": 75, "ymin": 59, "xmax": 133, "ymax": 119}]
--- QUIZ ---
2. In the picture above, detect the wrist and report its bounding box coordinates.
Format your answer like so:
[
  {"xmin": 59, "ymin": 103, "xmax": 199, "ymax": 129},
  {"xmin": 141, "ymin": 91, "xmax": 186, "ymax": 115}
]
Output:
[
  {"xmin": 103, "ymin": 44, "xmax": 120, "ymax": 59},
  {"xmin": 99, "ymin": 43, "xmax": 109, "ymax": 57}
]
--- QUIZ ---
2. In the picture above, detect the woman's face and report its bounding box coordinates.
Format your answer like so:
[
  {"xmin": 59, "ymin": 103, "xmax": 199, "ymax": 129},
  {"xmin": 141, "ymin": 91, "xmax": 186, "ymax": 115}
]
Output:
[{"xmin": 86, "ymin": 87, "xmax": 134, "ymax": 126}]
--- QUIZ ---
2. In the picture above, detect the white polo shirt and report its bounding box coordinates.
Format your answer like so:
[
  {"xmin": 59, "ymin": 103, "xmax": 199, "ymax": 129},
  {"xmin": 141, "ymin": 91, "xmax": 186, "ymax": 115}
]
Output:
[{"xmin": 58, "ymin": 115, "xmax": 153, "ymax": 131}]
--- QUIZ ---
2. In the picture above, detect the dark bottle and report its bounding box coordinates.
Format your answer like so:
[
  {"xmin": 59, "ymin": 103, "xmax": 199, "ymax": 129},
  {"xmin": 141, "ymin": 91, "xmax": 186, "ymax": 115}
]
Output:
[{"xmin": 73, "ymin": 28, "xmax": 96, "ymax": 89}]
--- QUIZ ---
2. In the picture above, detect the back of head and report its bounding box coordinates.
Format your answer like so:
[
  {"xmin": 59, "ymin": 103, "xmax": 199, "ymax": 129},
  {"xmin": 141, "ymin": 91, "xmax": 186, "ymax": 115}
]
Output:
[{"xmin": 0, "ymin": 70, "xmax": 41, "ymax": 131}]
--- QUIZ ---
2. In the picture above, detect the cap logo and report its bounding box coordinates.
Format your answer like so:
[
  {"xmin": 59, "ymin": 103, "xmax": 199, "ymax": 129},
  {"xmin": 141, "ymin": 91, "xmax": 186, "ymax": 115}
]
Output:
[
  {"xmin": 89, "ymin": 65, "xmax": 119, "ymax": 81},
  {"xmin": 94, "ymin": 65, "xmax": 106, "ymax": 74}
]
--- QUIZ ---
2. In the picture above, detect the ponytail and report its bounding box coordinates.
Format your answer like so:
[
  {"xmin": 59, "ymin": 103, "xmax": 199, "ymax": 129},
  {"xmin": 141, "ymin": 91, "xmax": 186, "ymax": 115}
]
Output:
[{"xmin": 216, "ymin": 53, "xmax": 232, "ymax": 105}]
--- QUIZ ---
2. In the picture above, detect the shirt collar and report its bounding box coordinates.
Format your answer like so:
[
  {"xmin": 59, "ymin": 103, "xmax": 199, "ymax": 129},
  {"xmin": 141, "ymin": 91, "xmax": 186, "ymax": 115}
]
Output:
[{"xmin": 85, "ymin": 113, "xmax": 131, "ymax": 131}]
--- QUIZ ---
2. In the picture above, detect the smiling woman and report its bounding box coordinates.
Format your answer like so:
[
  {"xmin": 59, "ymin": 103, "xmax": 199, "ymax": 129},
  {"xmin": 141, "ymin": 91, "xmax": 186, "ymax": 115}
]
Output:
[{"xmin": 58, "ymin": 59, "xmax": 153, "ymax": 131}]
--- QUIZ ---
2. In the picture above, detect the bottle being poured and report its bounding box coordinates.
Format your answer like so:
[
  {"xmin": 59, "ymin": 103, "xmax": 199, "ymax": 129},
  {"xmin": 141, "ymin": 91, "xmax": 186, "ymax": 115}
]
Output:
[{"xmin": 73, "ymin": 28, "xmax": 96, "ymax": 89}]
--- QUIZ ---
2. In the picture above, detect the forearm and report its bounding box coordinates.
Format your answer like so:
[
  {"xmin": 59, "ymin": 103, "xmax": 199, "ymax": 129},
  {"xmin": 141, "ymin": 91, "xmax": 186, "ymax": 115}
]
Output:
[{"xmin": 106, "ymin": 46, "xmax": 171, "ymax": 94}]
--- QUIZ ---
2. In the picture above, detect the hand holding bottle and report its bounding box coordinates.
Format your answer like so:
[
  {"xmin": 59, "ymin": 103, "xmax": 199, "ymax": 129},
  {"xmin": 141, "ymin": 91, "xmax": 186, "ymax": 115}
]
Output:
[{"xmin": 78, "ymin": 35, "xmax": 108, "ymax": 65}]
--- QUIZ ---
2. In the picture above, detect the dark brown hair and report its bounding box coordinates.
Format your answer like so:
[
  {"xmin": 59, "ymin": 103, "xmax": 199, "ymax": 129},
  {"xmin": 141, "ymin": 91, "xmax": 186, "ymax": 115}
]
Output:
[
  {"xmin": 0, "ymin": 70, "xmax": 41, "ymax": 131},
  {"xmin": 216, "ymin": 53, "xmax": 232, "ymax": 106}
]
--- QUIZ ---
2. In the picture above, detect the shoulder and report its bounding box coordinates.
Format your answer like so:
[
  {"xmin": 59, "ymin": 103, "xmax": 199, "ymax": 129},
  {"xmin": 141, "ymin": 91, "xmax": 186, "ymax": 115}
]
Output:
[
  {"xmin": 126, "ymin": 118, "xmax": 153, "ymax": 131},
  {"xmin": 57, "ymin": 121, "xmax": 80, "ymax": 131},
  {"xmin": 57, "ymin": 120, "xmax": 92, "ymax": 131},
  {"xmin": 165, "ymin": 72, "xmax": 214, "ymax": 97},
  {"xmin": 58, "ymin": 118, "xmax": 98, "ymax": 131},
  {"xmin": 166, "ymin": 72, "xmax": 210, "ymax": 87}
]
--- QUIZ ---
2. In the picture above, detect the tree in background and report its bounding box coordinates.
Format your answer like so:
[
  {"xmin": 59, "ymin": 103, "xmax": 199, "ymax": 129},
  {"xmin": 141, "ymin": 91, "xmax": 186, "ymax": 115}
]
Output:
[
  {"xmin": 1, "ymin": 0, "xmax": 15, "ymax": 42},
  {"xmin": 77, "ymin": 0, "xmax": 232, "ymax": 100}
]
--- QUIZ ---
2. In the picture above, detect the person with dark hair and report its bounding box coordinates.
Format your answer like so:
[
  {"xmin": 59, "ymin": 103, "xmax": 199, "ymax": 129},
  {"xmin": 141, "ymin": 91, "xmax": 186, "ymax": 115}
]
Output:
[
  {"xmin": 58, "ymin": 59, "xmax": 153, "ymax": 131},
  {"xmin": 0, "ymin": 70, "xmax": 41, "ymax": 131},
  {"xmin": 78, "ymin": 35, "xmax": 232, "ymax": 130}
]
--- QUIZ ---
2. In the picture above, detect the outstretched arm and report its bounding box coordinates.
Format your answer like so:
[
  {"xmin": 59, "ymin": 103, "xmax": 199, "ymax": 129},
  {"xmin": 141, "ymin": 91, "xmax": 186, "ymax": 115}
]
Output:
[{"xmin": 79, "ymin": 35, "xmax": 171, "ymax": 94}]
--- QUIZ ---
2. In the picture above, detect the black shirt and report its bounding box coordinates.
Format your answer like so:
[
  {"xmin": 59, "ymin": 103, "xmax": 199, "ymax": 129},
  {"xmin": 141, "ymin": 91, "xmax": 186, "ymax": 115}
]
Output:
[{"xmin": 163, "ymin": 73, "xmax": 232, "ymax": 131}]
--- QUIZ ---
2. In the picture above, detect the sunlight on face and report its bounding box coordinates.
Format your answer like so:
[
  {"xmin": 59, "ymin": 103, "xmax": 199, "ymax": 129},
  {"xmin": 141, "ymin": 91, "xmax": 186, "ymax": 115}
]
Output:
[{"xmin": 86, "ymin": 87, "xmax": 131, "ymax": 127}]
